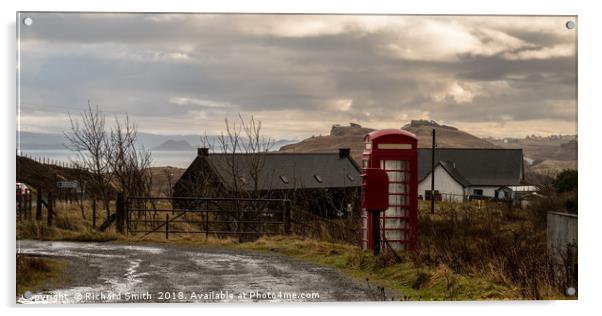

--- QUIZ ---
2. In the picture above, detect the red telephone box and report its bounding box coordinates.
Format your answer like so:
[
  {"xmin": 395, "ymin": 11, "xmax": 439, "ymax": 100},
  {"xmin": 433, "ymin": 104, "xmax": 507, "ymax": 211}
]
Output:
[{"xmin": 361, "ymin": 129, "xmax": 418, "ymax": 252}]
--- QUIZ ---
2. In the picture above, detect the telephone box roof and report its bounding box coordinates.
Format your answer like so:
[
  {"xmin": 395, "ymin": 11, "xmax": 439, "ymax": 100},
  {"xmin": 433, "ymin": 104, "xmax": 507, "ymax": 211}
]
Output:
[{"xmin": 365, "ymin": 129, "xmax": 417, "ymax": 141}]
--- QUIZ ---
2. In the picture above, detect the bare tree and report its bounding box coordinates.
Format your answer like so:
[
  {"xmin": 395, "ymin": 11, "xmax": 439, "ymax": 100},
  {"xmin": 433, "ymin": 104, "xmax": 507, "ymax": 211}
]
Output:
[
  {"xmin": 213, "ymin": 114, "xmax": 276, "ymax": 239},
  {"xmin": 215, "ymin": 114, "xmax": 275, "ymax": 199},
  {"xmin": 240, "ymin": 114, "xmax": 275, "ymax": 198},
  {"xmin": 107, "ymin": 114, "xmax": 153, "ymax": 198},
  {"xmin": 64, "ymin": 101, "xmax": 113, "ymax": 211}
]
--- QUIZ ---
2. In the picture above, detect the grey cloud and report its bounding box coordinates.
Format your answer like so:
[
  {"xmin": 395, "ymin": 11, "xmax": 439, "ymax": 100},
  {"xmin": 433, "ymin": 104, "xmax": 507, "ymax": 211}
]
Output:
[{"xmin": 18, "ymin": 13, "xmax": 577, "ymax": 138}]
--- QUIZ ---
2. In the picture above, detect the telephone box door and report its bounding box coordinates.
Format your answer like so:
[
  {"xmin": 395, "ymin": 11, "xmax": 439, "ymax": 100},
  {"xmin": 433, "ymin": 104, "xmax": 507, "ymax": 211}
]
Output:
[{"xmin": 378, "ymin": 157, "xmax": 414, "ymax": 251}]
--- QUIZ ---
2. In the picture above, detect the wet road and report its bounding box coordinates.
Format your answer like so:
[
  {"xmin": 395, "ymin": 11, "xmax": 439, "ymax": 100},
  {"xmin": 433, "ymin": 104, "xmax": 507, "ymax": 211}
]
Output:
[{"xmin": 17, "ymin": 240, "xmax": 384, "ymax": 304}]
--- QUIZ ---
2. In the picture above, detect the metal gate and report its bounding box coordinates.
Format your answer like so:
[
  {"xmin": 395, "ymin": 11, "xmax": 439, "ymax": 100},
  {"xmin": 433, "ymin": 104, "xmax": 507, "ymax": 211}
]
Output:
[{"xmin": 125, "ymin": 196, "xmax": 291, "ymax": 239}]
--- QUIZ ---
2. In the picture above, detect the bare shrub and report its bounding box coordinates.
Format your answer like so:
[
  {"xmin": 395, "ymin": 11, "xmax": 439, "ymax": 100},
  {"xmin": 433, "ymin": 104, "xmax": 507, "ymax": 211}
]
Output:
[{"xmin": 417, "ymin": 202, "xmax": 562, "ymax": 299}]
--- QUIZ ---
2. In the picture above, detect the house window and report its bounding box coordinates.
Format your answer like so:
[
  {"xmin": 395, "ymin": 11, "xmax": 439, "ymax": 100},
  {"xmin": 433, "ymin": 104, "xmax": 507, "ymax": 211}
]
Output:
[
  {"xmin": 473, "ymin": 189, "xmax": 483, "ymax": 196},
  {"xmin": 314, "ymin": 174, "xmax": 323, "ymax": 183},
  {"xmin": 425, "ymin": 190, "xmax": 441, "ymax": 201},
  {"xmin": 279, "ymin": 175, "xmax": 289, "ymax": 184}
]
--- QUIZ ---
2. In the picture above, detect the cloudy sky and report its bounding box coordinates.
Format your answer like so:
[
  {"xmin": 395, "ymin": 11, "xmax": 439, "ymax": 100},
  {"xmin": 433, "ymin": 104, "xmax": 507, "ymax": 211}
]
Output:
[{"xmin": 18, "ymin": 13, "xmax": 577, "ymax": 139}]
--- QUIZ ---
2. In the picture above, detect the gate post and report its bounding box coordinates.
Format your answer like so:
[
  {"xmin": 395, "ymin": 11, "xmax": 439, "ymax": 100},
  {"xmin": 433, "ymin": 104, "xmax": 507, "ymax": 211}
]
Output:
[
  {"xmin": 284, "ymin": 200, "xmax": 291, "ymax": 235},
  {"xmin": 92, "ymin": 199, "xmax": 97, "ymax": 229},
  {"xmin": 47, "ymin": 191, "xmax": 54, "ymax": 227},
  {"xmin": 116, "ymin": 193, "xmax": 125, "ymax": 234},
  {"xmin": 36, "ymin": 187, "xmax": 43, "ymax": 221},
  {"xmin": 27, "ymin": 193, "xmax": 33, "ymax": 220},
  {"xmin": 165, "ymin": 214, "xmax": 169, "ymax": 240}
]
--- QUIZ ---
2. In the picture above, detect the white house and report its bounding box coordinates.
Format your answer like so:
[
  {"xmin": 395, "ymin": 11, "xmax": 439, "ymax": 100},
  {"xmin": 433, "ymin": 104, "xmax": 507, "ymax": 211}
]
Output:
[{"xmin": 417, "ymin": 148, "xmax": 525, "ymax": 202}]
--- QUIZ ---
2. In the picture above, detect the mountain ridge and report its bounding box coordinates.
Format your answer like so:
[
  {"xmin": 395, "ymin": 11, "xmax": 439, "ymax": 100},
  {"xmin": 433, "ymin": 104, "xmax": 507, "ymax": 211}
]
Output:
[{"xmin": 279, "ymin": 120, "xmax": 498, "ymax": 163}]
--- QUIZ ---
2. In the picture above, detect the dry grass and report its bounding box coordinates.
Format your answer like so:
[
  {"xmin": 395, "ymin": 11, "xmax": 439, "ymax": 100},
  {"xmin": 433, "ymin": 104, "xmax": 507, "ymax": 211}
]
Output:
[
  {"xmin": 234, "ymin": 235, "xmax": 520, "ymax": 300},
  {"xmin": 16, "ymin": 200, "xmax": 122, "ymax": 242},
  {"xmin": 16, "ymin": 254, "xmax": 66, "ymax": 297},
  {"xmin": 417, "ymin": 200, "xmax": 570, "ymax": 299}
]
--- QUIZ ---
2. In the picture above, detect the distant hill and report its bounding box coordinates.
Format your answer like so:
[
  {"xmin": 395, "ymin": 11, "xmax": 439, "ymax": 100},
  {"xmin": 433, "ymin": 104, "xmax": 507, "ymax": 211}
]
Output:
[
  {"xmin": 16, "ymin": 155, "xmax": 112, "ymax": 195},
  {"xmin": 402, "ymin": 120, "xmax": 497, "ymax": 149},
  {"xmin": 279, "ymin": 121, "xmax": 497, "ymax": 163},
  {"xmin": 17, "ymin": 131, "xmax": 296, "ymax": 151},
  {"xmin": 152, "ymin": 140, "xmax": 194, "ymax": 151},
  {"xmin": 488, "ymin": 135, "xmax": 577, "ymax": 175},
  {"xmin": 488, "ymin": 135, "xmax": 577, "ymax": 162}
]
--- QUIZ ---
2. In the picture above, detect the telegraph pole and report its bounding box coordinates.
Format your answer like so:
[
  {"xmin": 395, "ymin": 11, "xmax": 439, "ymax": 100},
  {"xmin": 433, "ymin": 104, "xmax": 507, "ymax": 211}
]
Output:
[{"xmin": 431, "ymin": 129, "xmax": 436, "ymax": 214}]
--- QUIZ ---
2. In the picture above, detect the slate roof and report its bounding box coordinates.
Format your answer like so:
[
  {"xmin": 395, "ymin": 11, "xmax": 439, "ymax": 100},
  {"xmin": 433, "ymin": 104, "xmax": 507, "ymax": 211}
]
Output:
[
  {"xmin": 418, "ymin": 148, "xmax": 523, "ymax": 186},
  {"xmin": 199, "ymin": 152, "xmax": 361, "ymax": 191}
]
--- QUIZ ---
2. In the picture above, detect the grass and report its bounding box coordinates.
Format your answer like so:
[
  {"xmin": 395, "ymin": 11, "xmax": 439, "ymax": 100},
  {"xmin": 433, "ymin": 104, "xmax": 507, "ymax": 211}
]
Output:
[
  {"xmin": 234, "ymin": 235, "xmax": 520, "ymax": 300},
  {"xmin": 17, "ymin": 200, "xmax": 123, "ymax": 242},
  {"xmin": 16, "ymin": 254, "xmax": 67, "ymax": 297},
  {"xmin": 417, "ymin": 199, "xmax": 571, "ymax": 300}
]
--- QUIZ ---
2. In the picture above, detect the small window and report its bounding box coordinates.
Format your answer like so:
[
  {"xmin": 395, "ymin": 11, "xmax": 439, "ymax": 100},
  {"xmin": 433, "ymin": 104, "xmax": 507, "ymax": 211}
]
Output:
[
  {"xmin": 425, "ymin": 190, "xmax": 441, "ymax": 201},
  {"xmin": 279, "ymin": 175, "xmax": 289, "ymax": 184},
  {"xmin": 362, "ymin": 160, "xmax": 368, "ymax": 169},
  {"xmin": 473, "ymin": 189, "xmax": 483, "ymax": 196},
  {"xmin": 314, "ymin": 174, "xmax": 323, "ymax": 183},
  {"xmin": 346, "ymin": 174, "xmax": 355, "ymax": 181},
  {"xmin": 365, "ymin": 142, "xmax": 372, "ymax": 150}
]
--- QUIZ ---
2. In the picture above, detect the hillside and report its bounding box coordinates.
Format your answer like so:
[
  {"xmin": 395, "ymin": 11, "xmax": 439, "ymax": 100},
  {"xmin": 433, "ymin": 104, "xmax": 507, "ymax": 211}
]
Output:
[
  {"xmin": 152, "ymin": 140, "xmax": 194, "ymax": 151},
  {"xmin": 279, "ymin": 121, "xmax": 497, "ymax": 163},
  {"xmin": 488, "ymin": 136, "xmax": 577, "ymax": 162},
  {"xmin": 16, "ymin": 155, "xmax": 99, "ymax": 193},
  {"xmin": 402, "ymin": 120, "xmax": 498, "ymax": 149}
]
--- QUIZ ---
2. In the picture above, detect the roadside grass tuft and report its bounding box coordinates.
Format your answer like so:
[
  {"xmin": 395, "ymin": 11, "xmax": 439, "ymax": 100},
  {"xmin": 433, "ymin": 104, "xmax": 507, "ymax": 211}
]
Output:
[
  {"xmin": 233, "ymin": 235, "xmax": 521, "ymax": 300},
  {"xmin": 16, "ymin": 254, "xmax": 66, "ymax": 297}
]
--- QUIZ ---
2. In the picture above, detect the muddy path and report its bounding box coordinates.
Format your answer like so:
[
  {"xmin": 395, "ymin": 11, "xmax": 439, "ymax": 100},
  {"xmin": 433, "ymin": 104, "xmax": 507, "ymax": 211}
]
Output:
[{"xmin": 16, "ymin": 240, "xmax": 386, "ymax": 304}]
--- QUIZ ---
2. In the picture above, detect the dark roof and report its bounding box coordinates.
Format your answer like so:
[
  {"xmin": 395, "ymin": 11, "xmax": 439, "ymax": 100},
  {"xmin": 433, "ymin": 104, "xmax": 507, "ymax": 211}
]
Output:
[
  {"xmin": 418, "ymin": 148, "xmax": 523, "ymax": 186},
  {"xmin": 438, "ymin": 160, "xmax": 471, "ymax": 186},
  {"xmin": 203, "ymin": 152, "xmax": 361, "ymax": 191}
]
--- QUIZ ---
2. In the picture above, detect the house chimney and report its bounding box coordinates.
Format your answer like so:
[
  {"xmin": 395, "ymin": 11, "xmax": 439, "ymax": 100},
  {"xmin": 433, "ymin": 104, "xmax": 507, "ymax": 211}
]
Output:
[
  {"xmin": 339, "ymin": 148, "xmax": 351, "ymax": 159},
  {"xmin": 198, "ymin": 147, "xmax": 209, "ymax": 157}
]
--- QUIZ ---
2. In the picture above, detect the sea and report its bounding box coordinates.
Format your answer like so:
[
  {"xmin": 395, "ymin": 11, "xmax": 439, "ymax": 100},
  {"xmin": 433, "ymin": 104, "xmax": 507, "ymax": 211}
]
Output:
[{"xmin": 19, "ymin": 149, "xmax": 197, "ymax": 169}]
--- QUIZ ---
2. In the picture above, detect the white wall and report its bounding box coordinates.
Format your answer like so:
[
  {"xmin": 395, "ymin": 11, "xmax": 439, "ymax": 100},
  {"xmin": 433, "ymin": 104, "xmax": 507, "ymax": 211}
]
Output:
[{"xmin": 418, "ymin": 165, "xmax": 464, "ymax": 202}]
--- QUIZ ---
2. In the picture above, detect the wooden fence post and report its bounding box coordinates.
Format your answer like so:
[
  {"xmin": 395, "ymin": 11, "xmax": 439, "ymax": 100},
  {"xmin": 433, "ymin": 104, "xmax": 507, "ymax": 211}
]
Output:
[
  {"xmin": 27, "ymin": 193, "xmax": 32, "ymax": 220},
  {"xmin": 116, "ymin": 193, "xmax": 125, "ymax": 234},
  {"xmin": 36, "ymin": 187, "xmax": 43, "ymax": 221},
  {"xmin": 165, "ymin": 214, "xmax": 169, "ymax": 240},
  {"xmin": 284, "ymin": 200, "xmax": 291, "ymax": 235},
  {"xmin": 16, "ymin": 193, "xmax": 22, "ymax": 221},
  {"xmin": 47, "ymin": 191, "xmax": 54, "ymax": 227},
  {"xmin": 92, "ymin": 199, "xmax": 97, "ymax": 229}
]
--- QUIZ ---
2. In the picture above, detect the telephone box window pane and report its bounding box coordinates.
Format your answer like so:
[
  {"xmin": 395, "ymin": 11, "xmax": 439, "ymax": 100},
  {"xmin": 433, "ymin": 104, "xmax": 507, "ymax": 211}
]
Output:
[
  {"xmin": 387, "ymin": 171, "xmax": 401, "ymax": 182},
  {"xmin": 365, "ymin": 143, "xmax": 372, "ymax": 150},
  {"xmin": 385, "ymin": 218, "xmax": 400, "ymax": 228},
  {"xmin": 399, "ymin": 160, "xmax": 407, "ymax": 170},
  {"xmin": 389, "ymin": 183, "xmax": 401, "ymax": 193},
  {"xmin": 382, "ymin": 160, "xmax": 401, "ymax": 170},
  {"xmin": 399, "ymin": 195, "xmax": 407, "ymax": 205},
  {"xmin": 389, "ymin": 195, "xmax": 401, "ymax": 205}
]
